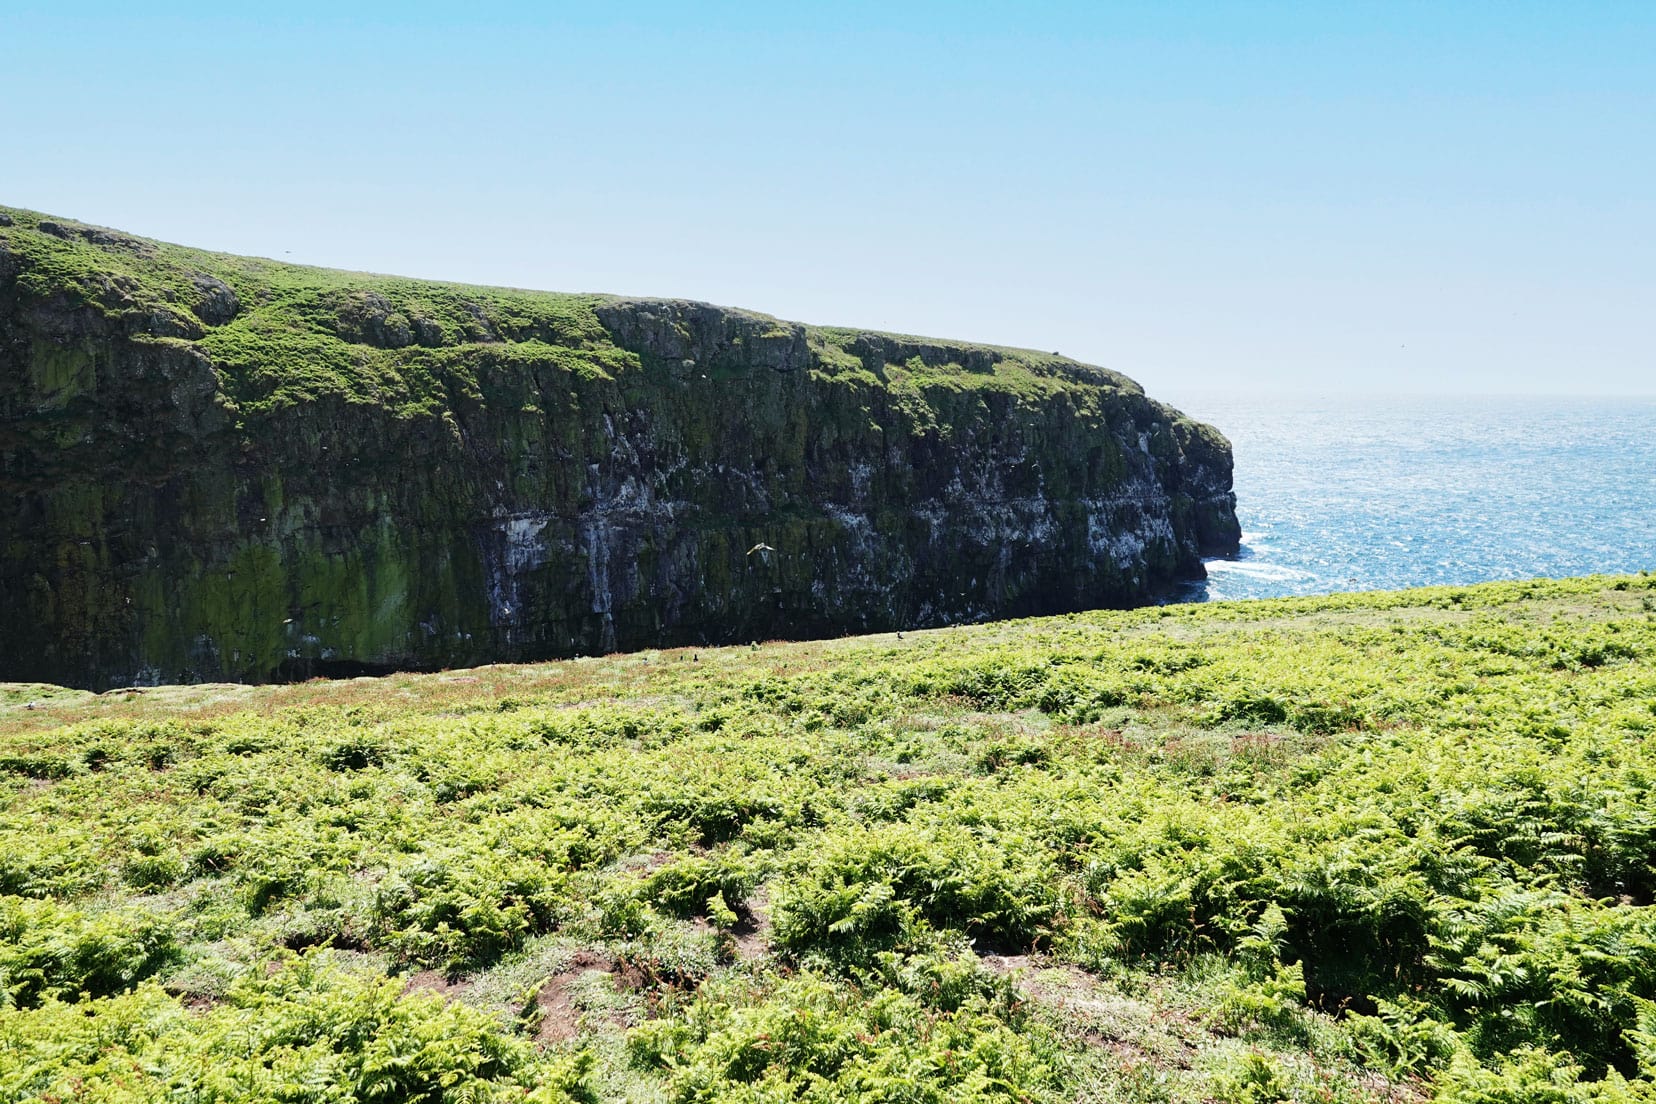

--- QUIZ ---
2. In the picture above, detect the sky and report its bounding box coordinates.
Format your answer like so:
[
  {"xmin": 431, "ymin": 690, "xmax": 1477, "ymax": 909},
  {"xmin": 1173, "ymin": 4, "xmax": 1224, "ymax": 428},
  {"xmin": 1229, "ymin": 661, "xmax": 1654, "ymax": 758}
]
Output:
[{"xmin": 2, "ymin": 1, "xmax": 1651, "ymax": 396}]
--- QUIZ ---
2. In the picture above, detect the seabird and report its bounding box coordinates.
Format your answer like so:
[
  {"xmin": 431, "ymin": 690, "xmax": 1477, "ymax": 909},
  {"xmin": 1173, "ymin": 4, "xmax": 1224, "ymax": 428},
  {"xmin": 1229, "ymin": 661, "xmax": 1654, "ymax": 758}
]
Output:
[{"xmin": 747, "ymin": 543, "xmax": 776, "ymax": 556}]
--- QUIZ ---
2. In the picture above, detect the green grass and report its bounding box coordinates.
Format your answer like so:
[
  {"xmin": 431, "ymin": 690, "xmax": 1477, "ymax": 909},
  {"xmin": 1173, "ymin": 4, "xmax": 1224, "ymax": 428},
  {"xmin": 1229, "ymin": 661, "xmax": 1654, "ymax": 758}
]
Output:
[
  {"xmin": 0, "ymin": 204, "xmax": 1157, "ymax": 422},
  {"xmin": 4, "ymin": 574, "xmax": 1656, "ymax": 1101}
]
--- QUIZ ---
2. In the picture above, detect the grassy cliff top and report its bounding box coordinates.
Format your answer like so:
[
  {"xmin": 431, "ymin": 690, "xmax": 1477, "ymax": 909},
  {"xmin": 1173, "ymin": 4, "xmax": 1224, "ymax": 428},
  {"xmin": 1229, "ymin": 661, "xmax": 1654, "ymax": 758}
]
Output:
[
  {"xmin": 2, "ymin": 204, "xmax": 1194, "ymax": 434},
  {"xmin": 4, "ymin": 574, "xmax": 1656, "ymax": 1101}
]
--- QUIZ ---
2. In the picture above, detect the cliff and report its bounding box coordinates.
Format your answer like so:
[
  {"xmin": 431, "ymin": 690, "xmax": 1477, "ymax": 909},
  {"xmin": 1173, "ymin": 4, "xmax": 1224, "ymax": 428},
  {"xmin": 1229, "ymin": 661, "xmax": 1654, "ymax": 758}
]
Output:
[{"xmin": 0, "ymin": 205, "xmax": 1239, "ymax": 688}]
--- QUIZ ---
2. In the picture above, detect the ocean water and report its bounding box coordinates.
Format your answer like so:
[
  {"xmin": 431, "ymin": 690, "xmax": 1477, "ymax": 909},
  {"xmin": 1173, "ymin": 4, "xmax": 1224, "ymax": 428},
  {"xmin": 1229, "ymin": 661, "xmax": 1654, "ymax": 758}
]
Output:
[{"xmin": 1162, "ymin": 393, "xmax": 1656, "ymax": 602}]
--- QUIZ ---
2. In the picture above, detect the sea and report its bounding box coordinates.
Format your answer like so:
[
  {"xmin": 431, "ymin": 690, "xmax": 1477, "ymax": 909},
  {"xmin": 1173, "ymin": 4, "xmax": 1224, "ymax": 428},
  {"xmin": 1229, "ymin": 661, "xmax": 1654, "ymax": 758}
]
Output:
[{"xmin": 1161, "ymin": 393, "xmax": 1656, "ymax": 602}]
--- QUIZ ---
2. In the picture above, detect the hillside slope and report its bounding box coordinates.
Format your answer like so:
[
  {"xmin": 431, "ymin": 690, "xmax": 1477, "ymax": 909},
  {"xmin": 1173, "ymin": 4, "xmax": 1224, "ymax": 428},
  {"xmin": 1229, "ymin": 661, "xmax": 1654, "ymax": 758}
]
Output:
[
  {"xmin": 0, "ymin": 206, "xmax": 1238, "ymax": 689},
  {"xmin": 3, "ymin": 576, "xmax": 1654, "ymax": 1102}
]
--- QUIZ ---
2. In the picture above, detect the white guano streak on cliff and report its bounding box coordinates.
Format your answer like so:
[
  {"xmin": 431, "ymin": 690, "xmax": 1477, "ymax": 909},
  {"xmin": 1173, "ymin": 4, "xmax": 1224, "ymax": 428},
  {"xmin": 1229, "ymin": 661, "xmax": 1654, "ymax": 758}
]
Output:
[{"xmin": 483, "ymin": 513, "xmax": 552, "ymax": 638}]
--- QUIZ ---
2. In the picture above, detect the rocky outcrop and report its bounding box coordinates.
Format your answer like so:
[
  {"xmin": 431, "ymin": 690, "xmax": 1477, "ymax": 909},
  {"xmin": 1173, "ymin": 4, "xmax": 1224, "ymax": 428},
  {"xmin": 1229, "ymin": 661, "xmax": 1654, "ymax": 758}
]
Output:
[{"xmin": 0, "ymin": 206, "xmax": 1239, "ymax": 689}]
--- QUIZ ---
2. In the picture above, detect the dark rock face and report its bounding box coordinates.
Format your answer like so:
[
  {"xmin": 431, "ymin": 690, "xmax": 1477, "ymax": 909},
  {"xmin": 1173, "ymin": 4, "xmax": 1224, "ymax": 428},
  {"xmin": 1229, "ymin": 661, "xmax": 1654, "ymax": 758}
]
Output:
[
  {"xmin": 190, "ymin": 275, "xmax": 239, "ymax": 326},
  {"xmin": 0, "ymin": 207, "xmax": 1239, "ymax": 689}
]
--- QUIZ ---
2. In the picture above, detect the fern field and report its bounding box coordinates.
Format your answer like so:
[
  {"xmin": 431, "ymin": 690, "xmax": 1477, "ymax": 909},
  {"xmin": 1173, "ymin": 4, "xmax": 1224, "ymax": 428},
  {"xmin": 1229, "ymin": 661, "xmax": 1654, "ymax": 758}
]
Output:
[{"xmin": 4, "ymin": 576, "xmax": 1656, "ymax": 1102}]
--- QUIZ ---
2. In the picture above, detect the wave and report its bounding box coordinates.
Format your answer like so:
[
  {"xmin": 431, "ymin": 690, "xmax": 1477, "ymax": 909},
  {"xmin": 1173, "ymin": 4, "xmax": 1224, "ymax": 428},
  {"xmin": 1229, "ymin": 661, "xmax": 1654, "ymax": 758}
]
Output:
[{"xmin": 1202, "ymin": 558, "xmax": 1318, "ymax": 583}]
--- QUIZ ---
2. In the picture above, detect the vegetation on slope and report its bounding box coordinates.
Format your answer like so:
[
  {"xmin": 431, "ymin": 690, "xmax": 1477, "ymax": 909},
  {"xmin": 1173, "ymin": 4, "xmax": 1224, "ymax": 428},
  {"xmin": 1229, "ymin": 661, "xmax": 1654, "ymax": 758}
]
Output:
[
  {"xmin": 4, "ymin": 575, "xmax": 1656, "ymax": 1101},
  {"xmin": 0, "ymin": 204, "xmax": 1165, "ymax": 424}
]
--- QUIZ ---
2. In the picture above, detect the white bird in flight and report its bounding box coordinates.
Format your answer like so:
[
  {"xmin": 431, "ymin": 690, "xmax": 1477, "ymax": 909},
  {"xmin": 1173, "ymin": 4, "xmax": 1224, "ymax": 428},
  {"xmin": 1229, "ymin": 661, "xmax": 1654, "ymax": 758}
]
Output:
[{"xmin": 747, "ymin": 543, "xmax": 776, "ymax": 556}]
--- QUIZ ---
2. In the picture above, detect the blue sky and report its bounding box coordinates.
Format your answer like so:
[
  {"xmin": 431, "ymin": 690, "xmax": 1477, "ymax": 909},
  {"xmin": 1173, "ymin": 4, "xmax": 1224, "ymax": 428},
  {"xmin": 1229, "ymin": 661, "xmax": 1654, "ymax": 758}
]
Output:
[{"xmin": 3, "ymin": 2, "xmax": 1651, "ymax": 395}]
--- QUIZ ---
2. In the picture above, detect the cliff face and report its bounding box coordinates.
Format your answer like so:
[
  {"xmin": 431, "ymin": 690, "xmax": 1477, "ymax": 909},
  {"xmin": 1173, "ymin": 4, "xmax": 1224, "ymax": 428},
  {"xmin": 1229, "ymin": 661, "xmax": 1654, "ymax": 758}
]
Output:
[{"xmin": 0, "ymin": 207, "xmax": 1239, "ymax": 689}]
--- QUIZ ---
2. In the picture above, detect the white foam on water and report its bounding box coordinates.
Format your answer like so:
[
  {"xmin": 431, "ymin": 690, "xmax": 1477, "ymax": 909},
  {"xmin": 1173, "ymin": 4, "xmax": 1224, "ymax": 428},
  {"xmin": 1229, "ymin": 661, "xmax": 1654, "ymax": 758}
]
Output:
[{"xmin": 1203, "ymin": 558, "xmax": 1318, "ymax": 583}]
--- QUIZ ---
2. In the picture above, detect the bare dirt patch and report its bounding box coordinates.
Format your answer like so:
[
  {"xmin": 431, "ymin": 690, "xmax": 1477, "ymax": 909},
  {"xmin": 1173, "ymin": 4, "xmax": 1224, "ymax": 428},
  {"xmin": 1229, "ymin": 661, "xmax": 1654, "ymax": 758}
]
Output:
[
  {"xmin": 731, "ymin": 887, "xmax": 773, "ymax": 962},
  {"xmin": 403, "ymin": 969, "xmax": 471, "ymax": 1001},
  {"xmin": 534, "ymin": 950, "xmax": 616, "ymax": 1045}
]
